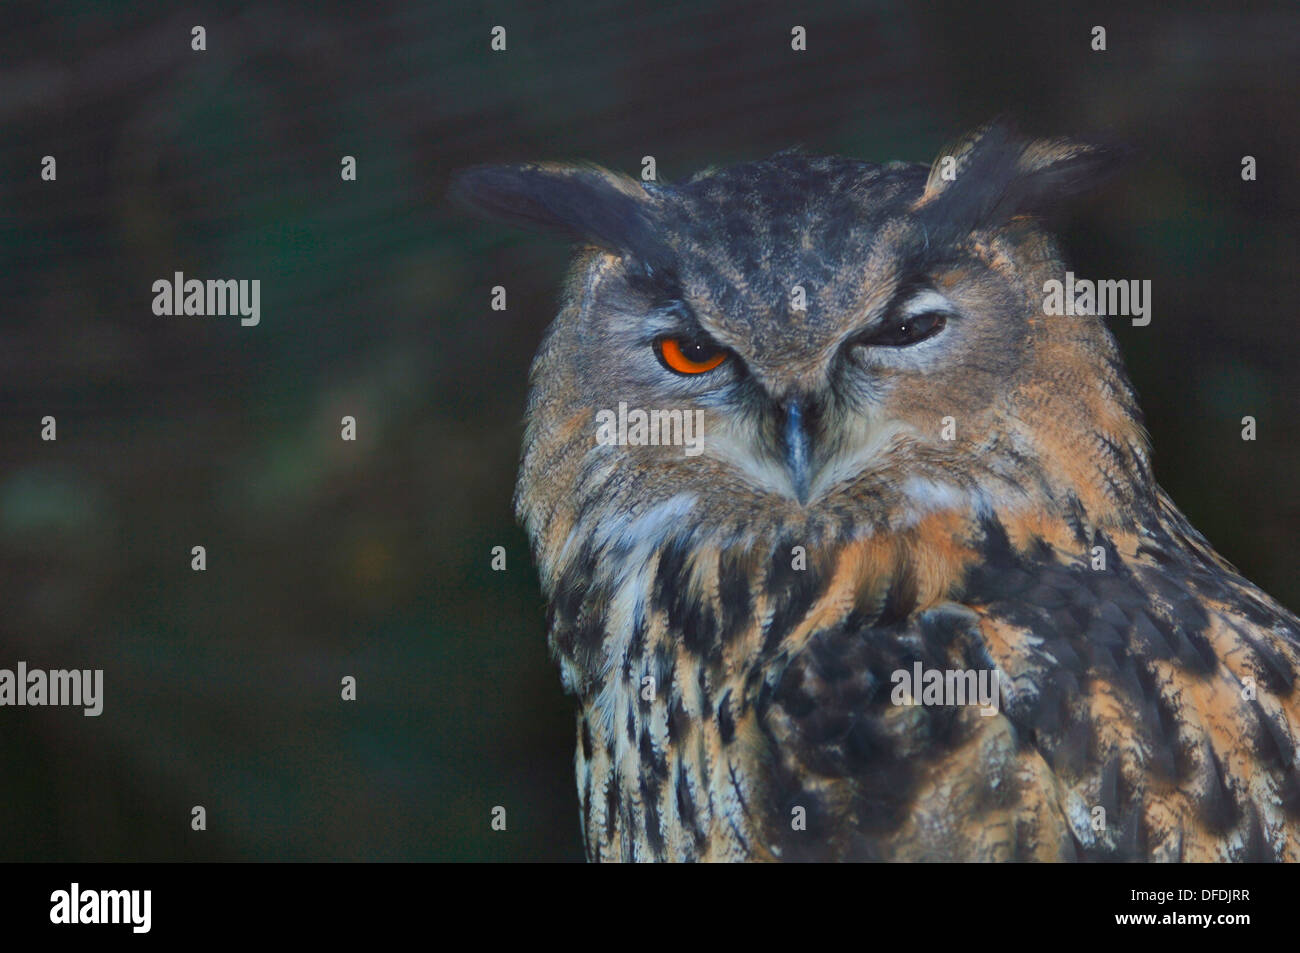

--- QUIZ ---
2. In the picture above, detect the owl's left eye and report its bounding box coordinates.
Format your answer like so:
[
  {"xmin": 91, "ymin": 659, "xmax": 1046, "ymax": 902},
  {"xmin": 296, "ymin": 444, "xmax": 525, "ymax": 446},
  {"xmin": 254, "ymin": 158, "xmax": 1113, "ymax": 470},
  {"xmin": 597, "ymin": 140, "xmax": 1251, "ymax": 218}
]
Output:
[
  {"xmin": 856, "ymin": 310, "xmax": 948, "ymax": 348},
  {"xmin": 655, "ymin": 336, "xmax": 728, "ymax": 375}
]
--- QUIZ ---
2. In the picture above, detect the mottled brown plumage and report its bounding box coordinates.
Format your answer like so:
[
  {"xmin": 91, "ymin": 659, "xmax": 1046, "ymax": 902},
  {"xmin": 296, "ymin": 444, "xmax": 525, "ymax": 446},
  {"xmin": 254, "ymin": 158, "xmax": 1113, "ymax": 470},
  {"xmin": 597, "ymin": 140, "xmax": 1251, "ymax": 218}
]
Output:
[{"xmin": 454, "ymin": 125, "xmax": 1300, "ymax": 861}]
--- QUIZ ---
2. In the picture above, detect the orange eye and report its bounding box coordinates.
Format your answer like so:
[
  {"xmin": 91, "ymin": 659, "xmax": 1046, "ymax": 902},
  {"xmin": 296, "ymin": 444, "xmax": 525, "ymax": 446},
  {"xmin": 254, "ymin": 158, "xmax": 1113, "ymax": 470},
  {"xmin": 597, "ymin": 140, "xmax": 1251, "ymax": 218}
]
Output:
[{"xmin": 656, "ymin": 336, "xmax": 727, "ymax": 375}]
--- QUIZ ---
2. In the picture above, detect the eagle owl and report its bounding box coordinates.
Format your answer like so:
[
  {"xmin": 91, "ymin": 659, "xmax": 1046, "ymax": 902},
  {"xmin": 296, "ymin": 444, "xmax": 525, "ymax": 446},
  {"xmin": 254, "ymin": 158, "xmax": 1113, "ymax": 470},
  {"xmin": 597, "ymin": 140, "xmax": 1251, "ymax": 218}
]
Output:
[{"xmin": 454, "ymin": 125, "xmax": 1300, "ymax": 862}]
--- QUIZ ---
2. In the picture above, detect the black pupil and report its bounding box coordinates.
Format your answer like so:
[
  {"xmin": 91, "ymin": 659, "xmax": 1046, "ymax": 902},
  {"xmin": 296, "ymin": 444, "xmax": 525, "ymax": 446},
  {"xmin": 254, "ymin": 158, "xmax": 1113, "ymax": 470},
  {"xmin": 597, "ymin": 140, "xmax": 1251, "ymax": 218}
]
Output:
[
  {"xmin": 868, "ymin": 310, "xmax": 945, "ymax": 346},
  {"xmin": 899, "ymin": 313, "xmax": 933, "ymax": 339},
  {"xmin": 680, "ymin": 340, "xmax": 717, "ymax": 362}
]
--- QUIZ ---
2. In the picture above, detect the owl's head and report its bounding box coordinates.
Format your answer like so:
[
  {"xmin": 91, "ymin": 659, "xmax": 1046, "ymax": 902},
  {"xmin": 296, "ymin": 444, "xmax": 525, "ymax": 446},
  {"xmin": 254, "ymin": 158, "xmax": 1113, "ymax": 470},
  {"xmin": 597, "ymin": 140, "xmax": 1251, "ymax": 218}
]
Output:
[{"xmin": 455, "ymin": 125, "xmax": 1145, "ymax": 564}]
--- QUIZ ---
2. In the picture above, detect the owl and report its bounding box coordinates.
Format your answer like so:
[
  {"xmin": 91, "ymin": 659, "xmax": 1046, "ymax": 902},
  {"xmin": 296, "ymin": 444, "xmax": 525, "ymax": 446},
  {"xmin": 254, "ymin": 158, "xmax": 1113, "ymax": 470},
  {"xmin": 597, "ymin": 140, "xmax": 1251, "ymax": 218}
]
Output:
[{"xmin": 453, "ymin": 124, "xmax": 1300, "ymax": 862}]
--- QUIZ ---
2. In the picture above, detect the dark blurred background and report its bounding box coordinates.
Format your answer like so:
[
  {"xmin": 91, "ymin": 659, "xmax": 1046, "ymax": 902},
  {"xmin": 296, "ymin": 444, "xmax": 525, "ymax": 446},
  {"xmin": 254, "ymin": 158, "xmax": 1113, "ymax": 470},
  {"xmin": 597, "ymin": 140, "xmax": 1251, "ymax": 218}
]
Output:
[{"xmin": 0, "ymin": 1, "xmax": 1295, "ymax": 861}]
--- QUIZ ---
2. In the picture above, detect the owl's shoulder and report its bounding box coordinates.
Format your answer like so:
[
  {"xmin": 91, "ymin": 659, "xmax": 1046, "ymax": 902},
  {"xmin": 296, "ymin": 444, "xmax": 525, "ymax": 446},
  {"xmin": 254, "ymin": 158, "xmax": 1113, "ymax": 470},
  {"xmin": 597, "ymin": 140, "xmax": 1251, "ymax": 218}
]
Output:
[{"xmin": 746, "ymin": 504, "xmax": 1300, "ymax": 861}]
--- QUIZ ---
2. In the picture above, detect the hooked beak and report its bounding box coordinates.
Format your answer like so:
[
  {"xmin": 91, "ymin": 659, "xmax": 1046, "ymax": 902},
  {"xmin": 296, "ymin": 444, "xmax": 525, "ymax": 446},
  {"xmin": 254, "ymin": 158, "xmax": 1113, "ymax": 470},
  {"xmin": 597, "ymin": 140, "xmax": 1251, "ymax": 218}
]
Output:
[{"xmin": 781, "ymin": 398, "xmax": 813, "ymax": 504}]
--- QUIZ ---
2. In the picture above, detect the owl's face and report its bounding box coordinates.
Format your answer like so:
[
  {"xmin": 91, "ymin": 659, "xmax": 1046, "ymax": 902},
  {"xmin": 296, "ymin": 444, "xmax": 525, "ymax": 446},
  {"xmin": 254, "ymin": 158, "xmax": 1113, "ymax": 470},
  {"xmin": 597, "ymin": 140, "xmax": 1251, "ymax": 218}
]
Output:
[{"xmin": 457, "ymin": 127, "xmax": 1141, "ymax": 557}]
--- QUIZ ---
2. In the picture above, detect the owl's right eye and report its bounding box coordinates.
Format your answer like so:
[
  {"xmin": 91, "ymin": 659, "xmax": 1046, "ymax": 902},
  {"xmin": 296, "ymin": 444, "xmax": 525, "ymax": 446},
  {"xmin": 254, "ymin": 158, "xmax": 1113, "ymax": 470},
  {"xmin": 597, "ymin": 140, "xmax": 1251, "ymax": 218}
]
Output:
[{"xmin": 655, "ymin": 336, "xmax": 728, "ymax": 375}]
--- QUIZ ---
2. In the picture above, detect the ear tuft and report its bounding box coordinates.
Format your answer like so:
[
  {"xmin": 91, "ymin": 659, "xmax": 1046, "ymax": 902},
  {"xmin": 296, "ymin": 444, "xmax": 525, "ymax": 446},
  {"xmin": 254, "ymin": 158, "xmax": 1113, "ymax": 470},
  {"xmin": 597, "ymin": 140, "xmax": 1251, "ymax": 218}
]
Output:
[
  {"xmin": 915, "ymin": 121, "xmax": 1129, "ymax": 242},
  {"xmin": 450, "ymin": 162, "xmax": 673, "ymax": 270}
]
